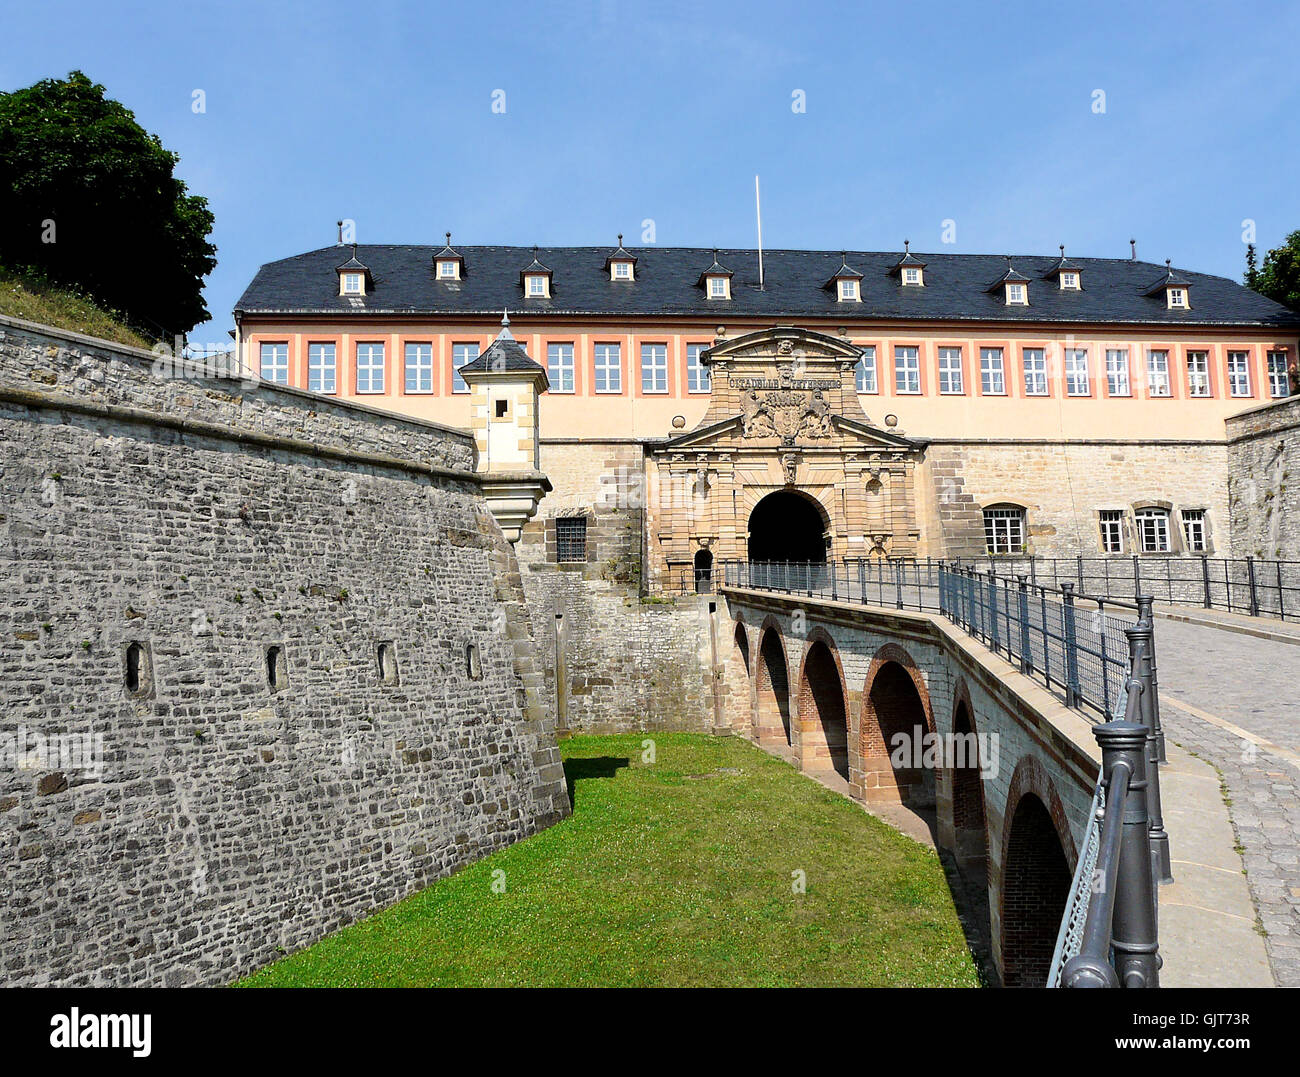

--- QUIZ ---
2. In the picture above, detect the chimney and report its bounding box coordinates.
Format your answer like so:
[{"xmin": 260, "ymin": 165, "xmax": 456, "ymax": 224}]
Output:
[
  {"xmin": 1130, "ymin": 238, "xmax": 1136, "ymax": 260},
  {"xmin": 336, "ymin": 220, "xmax": 344, "ymax": 245}
]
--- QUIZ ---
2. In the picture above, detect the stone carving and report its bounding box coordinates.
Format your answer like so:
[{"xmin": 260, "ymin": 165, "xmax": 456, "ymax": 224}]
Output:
[
  {"xmin": 782, "ymin": 452, "xmax": 799, "ymax": 486},
  {"xmin": 741, "ymin": 389, "xmax": 777, "ymax": 438},
  {"xmin": 741, "ymin": 387, "xmax": 832, "ymax": 442}
]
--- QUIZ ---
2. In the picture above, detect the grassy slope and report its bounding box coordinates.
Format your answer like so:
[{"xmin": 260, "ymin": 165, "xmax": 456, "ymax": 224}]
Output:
[
  {"xmin": 239, "ymin": 733, "xmax": 978, "ymax": 988},
  {"xmin": 0, "ymin": 266, "xmax": 151, "ymax": 349}
]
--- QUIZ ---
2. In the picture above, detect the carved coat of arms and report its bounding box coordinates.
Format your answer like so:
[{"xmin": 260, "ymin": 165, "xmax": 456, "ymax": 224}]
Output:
[{"xmin": 741, "ymin": 387, "xmax": 832, "ymax": 442}]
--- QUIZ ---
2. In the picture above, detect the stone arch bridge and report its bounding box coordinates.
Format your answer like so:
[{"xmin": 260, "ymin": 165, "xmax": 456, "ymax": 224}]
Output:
[{"xmin": 719, "ymin": 584, "xmax": 1101, "ymax": 987}]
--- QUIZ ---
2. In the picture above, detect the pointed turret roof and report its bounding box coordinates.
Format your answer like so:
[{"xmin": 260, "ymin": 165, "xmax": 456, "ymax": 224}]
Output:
[{"xmin": 459, "ymin": 311, "xmax": 549, "ymax": 385}]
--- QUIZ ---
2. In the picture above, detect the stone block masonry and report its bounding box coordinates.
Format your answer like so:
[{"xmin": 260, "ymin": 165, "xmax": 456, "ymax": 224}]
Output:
[
  {"xmin": 1227, "ymin": 395, "xmax": 1300, "ymax": 561},
  {"xmin": 0, "ymin": 317, "xmax": 569, "ymax": 986}
]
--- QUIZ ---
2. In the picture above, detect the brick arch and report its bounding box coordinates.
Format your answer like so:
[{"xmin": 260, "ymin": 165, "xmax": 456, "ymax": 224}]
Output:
[
  {"xmin": 754, "ymin": 616, "xmax": 792, "ymax": 748},
  {"xmin": 857, "ymin": 642, "xmax": 935, "ymax": 805},
  {"xmin": 948, "ymin": 676, "xmax": 989, "ymax": 871},
  {"xmin": 724, "ymin": 616, "xmax": 755, "ymax": 735},
  {"xmin": 997, "ymin": 755, "xmax": 1077, "ymax": 989},
  {"xmin": 796, "ymin": 627, "xmax": 849, "ymax": 778}
]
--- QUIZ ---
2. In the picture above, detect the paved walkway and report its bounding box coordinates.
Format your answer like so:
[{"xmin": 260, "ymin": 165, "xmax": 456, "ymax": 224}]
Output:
[{"xmin": 1154, "ymin": 615, "xmax": 1300, "ymax": 987}]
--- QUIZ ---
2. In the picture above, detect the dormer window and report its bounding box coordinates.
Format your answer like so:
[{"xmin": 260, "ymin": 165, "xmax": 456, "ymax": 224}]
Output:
[
  {"xmin": 838, "ymin": 279, "xmax": 859, "ymax": 301},
  {"xmin": 827, "ymin": 253, "xmax": 863, "ymax": 302},
  {"xmin": 902, "ymin": 266, "xmax": 923, "ymax": 286},
  {"xmin": 342, "ymin": 272, "xmax": 363, "ymax": 296},
  {"xmin": 604, "ymin": 234, "xmax": 638, "ymax": 282},
  {"xmin": 697, "ymin": 249, "xmax": 733, "ymax": 301},
  {"xmin": 1060, "ymin": 271, "xmax": 1079, "ymax": 290},
  {"xmin": 334, "ymin": 246, "xmax": 370, "ymax": 297},
  {"xmin": 520, "ymin": 248, "xmax": 553, "ymax": 299},
  {"xmin": 988, "ymin": 257, "xmax": 1029, "ymax": 306},
  {"xmin": 613, "ymin": 261, "xmax": 632, "ymax": 280},
  {"xmin": 433, "ymin": 232, "xmax": 464, "ymax": 282},
  {"xmin": 1042, "ymin": 246, "xmax": 1082, "ymax": 292},
  {"xmin": 1006, "ymin": 282, "xmax": 1028, "ymax": 305},
  {"xmin": 1168, "ymin": 287, "xmax": 1187, "ymax": 309},
  {"xmin": 1144, "ymin": 259, "xmax": 1192, "ymax": 311},
  {"xmin": 709, "ymin": 276, "xmax": 729, "ymax": 300},
  {"xmin": 889, "ymin": 240, "xmax": 927, "ymax": 288},
  {"xmin": 437, "ymin": 260, "xmax": 459, "ymax": 280}
]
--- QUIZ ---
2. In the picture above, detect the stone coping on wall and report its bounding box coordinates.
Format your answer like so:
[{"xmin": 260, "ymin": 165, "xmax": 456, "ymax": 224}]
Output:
[
  {"xmin": 1224, "ymin": 391, "xmax": 1300, "ymax": 438},
  {"xmin": 0, "ymin": 314, "xmax": 479, "ymax": 477}
]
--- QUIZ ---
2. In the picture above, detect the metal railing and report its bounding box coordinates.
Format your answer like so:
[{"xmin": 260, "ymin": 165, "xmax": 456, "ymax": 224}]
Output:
[{"xmin": 951, "ymin": 554, "xmax": 1300, "ymax": 624}]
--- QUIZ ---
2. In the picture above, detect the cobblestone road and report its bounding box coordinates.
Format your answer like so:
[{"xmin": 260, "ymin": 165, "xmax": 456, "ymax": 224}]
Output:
[{"xmin": 1154, "ymin": 618, "xmax": 1300, "ymax": 987}]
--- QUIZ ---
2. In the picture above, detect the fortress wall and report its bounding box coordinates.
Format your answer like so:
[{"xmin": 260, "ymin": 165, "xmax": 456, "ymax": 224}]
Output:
[{"xmin": 1226, "ymin": 396, "xmax": 1300, "ymax": 561}]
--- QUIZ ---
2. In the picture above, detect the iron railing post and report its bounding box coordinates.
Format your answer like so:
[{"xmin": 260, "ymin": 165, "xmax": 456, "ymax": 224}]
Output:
[
  {"xmin": 1247, "ymin": 556, "xmax": 1259, "ymax": 617},
  {"xmin": 1136, "ymin": 596, "xmax": 1167, "ymax": 766},
  {"xmin": 1125, "ymin": 620, "xmax": 1173, "ymax": 885},
  {"xmin": 895, "ymin": 560, "xmax": 904, "ymax": 610},
  {"xmin": 1062, "ymin": 582, "xmax": 1081, "ymax": 709},
  {"xmin": 1017, "ymin": 575, "xmax": 1032, "ymax": 674},
  {"xmin": 988, "ymin": 569, "xmax": 1001, "ymax": 654},
  {"xmin": 1201, "ymin": 555, "xmax": 1211, "ymax": 609}
]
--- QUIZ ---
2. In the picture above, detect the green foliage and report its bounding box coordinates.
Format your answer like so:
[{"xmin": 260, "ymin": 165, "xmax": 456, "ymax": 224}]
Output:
[
  {"xmin": 1247, "ymin": 230, "xmax": 1300, "ymax": 311},
  {"xmin": 238, "ymin": 733, "xmax": 978, "ymax": 988},
  {"xmin": 0, "ymin": 71, "xmax": 216, "ymax": 340}
]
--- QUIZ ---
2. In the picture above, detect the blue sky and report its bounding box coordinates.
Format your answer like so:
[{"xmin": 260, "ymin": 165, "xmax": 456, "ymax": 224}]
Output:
[{"xmin": 5, "ymin": 0, "xmax": 1299, "ymax": 344}]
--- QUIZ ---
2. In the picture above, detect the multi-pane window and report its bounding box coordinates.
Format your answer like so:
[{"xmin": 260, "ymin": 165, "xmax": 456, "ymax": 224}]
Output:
[
  {"xmin": 838, "ymin": 279, "xmax": 858, "ymax": 301},
  {"xmin": 1065, "ymin": 349, "xmax": 1090, "ymax": 396},
  {"xmin": 983, "ymin": 506, "xmax": 1025, "ymax": 555},
  {"xmin": 1006, "ymin": 282, "xmax": 1027, "ymax": 305},
  {"xmin": 308, "ymin": 343, "xmax": 336, "ymax": 394},
  {"xmin": 903, "ymin": 267, "xmax": 922, "ymax": 285},
  {"xmin": 687, "ymin": 344, "xmax": 711, "ymax": 394},
  {"xmin": 1135, "ymin": 508, "xmax": 1171, "ymax": 553},
  {"xmin": 594, "ymin": 343, "xmax": 622, "ymax": 393},
  {"xmin": 452, "ymin": 343, "xmax": 479, "ymax": 394},
  {"xmin": 1186, "ymin": 351, "xmax": 1210, "ymax": 397},
  {"xmin": 547, "ymin": 343, "xmax": 574, "ymax": 393},
  {"xmin": 640, "ymin": 343, "xmax": 668, "ymax": 393},
  {"xmin": 260, "ymin": 342, "xmax": 289, "ymax": 385},
  {"xmin": 613, "ymin": 261, "xmax": 632, "ymax": 280},
  {"xmin": 979, "ymin": 347, "xmax": 1005, "ymax": 395},
  {"xmin": 1105, "ymin": 349, "xmax": 1130, "ymax": 396},
  {"xmin": 1060, "ymin": 271, "xmax": 1079, "ymax": 290},
  {"xmin": 1268, "ymin": 351, "xmax": 1291, "ymax": 398},
  {"xmin": 894, "ymin": 346, "xmax": 920, "ymax": 394},
  {"xmin": 404, "ymin": 342, "xmax": 433, "ymax": 394},
  {"xmin": 938, "ymin": 347, "xmax": 963, "ymax": 394},
  {"xmin": 1227, "ymin": 351, "xmax": 1251, "ymax": 397},
  {"xmin": 708, "ymin": 276, "xmax": 728, "ymax": 299},
  {"xmin": 526, "ymin": 275, "xmax": 546, "ymax": 297},
  {"xmin": 1168, "ymin": 287, "xmax": 1187, "ymax": 309},
  {"xmin": 1099, "ymin": 510, "xmax": 1125, "ymax": 554},
  {"xmin": 356, "ymin": 341, "xmax": 385, "ymax": 394},
  {"xmin": 1181, "ymin": 509, "xmax": 1208, "ymax": 553},
  {"xmin": 1022, "ymin": 348, "xmax": 1048, "ymax": 396},
  {"xmin": 555, "ymin": 517, "xmax": 587, "ymax": 563},
  {"xmin": 342, "ymin": 273, "xmax": 362, "ymax": 295},
  {"xmin": 855, "ymin": 347, "xmax": 878, "ymax": 393},
  {"xmin": 1146, "ymin": 350, "xmax": 1170, "ymax": 397}
]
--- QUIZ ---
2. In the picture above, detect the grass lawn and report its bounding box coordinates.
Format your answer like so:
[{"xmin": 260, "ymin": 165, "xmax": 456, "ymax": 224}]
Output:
[
  {"xmin": 0, "ymin": 265, "xmax": 152, "ymax": 349},
  {"xmin": 239, "ymin": 732, "xmax": 980, "ymax": 987}
]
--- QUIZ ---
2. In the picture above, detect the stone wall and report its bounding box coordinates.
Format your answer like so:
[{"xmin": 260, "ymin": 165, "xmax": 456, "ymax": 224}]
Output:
[
  {"xmin": 0, "ymin": 317, "xmax": 568, "ymax": 986},
  {"xmin": 1226, "ymin": 396, "xmax": 1300, "ymax": 560}
]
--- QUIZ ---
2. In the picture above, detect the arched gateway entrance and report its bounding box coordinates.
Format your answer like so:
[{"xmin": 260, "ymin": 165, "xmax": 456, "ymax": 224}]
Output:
[{"xmin": 747, "ymin": 491, "xmax": 828, "ymax": 563}]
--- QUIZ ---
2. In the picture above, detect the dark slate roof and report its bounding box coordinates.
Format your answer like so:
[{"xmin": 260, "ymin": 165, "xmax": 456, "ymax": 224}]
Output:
[
  {"xmin": 234, "ymin": 244, "xmax": 1300, "ymax": 328},
  {"xmin": 1143, "ymin": 260, "xmax": 1193, "ymax": 295},
  {"xmin": 604, "ymin": 235, "xmax": 637, "ymax": 269},
  {"xmin": 826, "ymin": 254, "xmax": 863, "ymax": 286},
  {"xmin": 459, "ymin": 319, "xmax": 548, "ymax": 379},
  {"xmin": 1041, "ymin": 247, "xmax": 1081, "ymax": 278},
  {"xmin": 986, "ymin": 261, "xmax": 1031, "ymax": 291}
]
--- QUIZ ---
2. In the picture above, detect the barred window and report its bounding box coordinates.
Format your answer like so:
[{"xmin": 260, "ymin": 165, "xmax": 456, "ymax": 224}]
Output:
[
  {"xmin": 1181, "ymin": 509, "xmax": 1207, "ymax": 553},
  {"xmin": 1099, "ymin": 509, "xmax": 1125, "ymax": 554},
  {"xmin": 983, "ymin": 505, "xmax": 1025, "ymax": 555},
  {"xmin": 556, "ymin": 517, "xmax": 588, "ymax": 563},
  {"xmin": 1135, "ymin": 508, "xmax": 1170, "ymax": 553}
]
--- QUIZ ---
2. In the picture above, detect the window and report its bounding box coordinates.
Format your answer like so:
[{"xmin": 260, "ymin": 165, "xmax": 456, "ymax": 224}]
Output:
[
  {"xmin": 708, "ymin": 276, "xmax": 729, "ymax": 299},
  {"xmin": 903, "ymin": 267, "xmax": 922, "ymax": 286},
  {"xmin": 526, "ymin": 275, "xmax": 545, "ymax": 297},
  {"xmin": 308, "ymin": 343, "xmax": 336, "ymax": 394},
  {"xmin": 377, "ymin": 642, "xmax": 398, "ymax": 685},
  {"xmin": 838, "ymin": 279, "xmax": 859, "ymax": 301},
  {"xmin": 1022, "ymin": 348, "xmax": 1048, "ymax": 396},
  {"xmin": 1006, "ymin": 282, "xmax": 1027, "ymax": 305},
  {"xmin": 613, "ymin": 261, "xmax": 632, "ymax": 280},
  {"xmin": 547, "ymin": 343, "xmax": 574, "ymax": 393},
  {"xmin": 855, "ymin": 347, "xmax": 878, "ymax": 393},
  {"xmin": 938, "ymin": 347, "xmax": 964, "ymax": 394},
  {"xmin": 1065, "ymin": 349, "xmax": 1090, "ymax": 396},
  {"xmin": 1227, "ymin": 351, "xmax": 1251, "ymax": 397},
  {"xmin": 260, "ymin": 343, "xmax": 288, "ymax": 385},
  {"xmin": 1060, "ymin": 271, "xmax": 1079, "ymax": 290},
  {"xmin": 1181, "ymin": 509, "xmax": 1208, "ymax": 553},
  {"xmin": 1168, "ymin": 287, "xmax": 1187, "ymax": 309},
  {"xmin": 1105, "ymin": 349, "xmax": 1131, "ymax": 396},
  {"xmin": 452, "ymin": 342, "xmax": 479, "ymax": 394},
  {"xmin": 1145, "ymin": 350, "xmax": 1170, "ymax": 397},
  {"xmin": 342, "ymin": 272, "xmax": 362, "ymax": 295},
  {"xmin": 556, "ymin": 516, "xmax": 587, "ymax": 562},
  {"xmin": 437, "ymin": 260, "xmax": 457, "ymax": 280},
  {"xmin": 979, "ymin": 347, "xmax": 1005, "ymax": 395},
  {"xmin": 641, "ymin": 343, "xmax": 668, "ymax": 393},
  {"xmin": 894, "ymin": 346, "xmax": 920, "ymax": 394},
  {"xmin": 356, "ymin": 341, "xmax": 385, "ymax": 394},
  {"xmin": 1186, "ymin": 351, "xmax": 1210, "ymax": 397},
  {"xmin": 1099, "ymin": 510, "xmax": 1125, "ymax": 554},
  {"xmin": 404, "ymin": 342, "xmax": 433, "ymax": 394},
  {"xmin": 983, "ymin": 506, "xmax": 1025, "ymax": 555},
  {"xmin": 687, "ymin": 344, "xmax": 711, "ymax": 394},
  {"xmin": 265, "ymin": 645, "xmax": 288, "ymax": 692},
  {"xmin": 1135, "ymin": 508, "xmax": 1171, "ymax": 553},
  {"xmin": 1268, "ymin": 351, "xmax": 1291, "ymax": 398},
  {"xmin": 465, "ymin": 642, "xmax": 483, "ymax": 681},
  {"xmin": 594, "ymin": 343, "xmax": 622, "ymax": 393},
  {"xmin": 123, "ymin": 641, "xmax": 152, "ymax": 698}
]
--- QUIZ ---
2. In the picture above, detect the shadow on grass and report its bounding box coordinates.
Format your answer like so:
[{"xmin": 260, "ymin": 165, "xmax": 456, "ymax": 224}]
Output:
[{"xmin": 564, "ymin": 756, "xmax": 630, "ymax": 807}]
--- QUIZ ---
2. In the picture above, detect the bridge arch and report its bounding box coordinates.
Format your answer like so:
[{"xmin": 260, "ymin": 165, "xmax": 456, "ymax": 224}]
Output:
[
  {"xmin": 857, "ymin": 643, "xmax": 935, "ymax": 806},
  {"xmin": 725, "ymin": 617, "xmax": 755, "ymax": 735},
  {"xmin": 949, "ymin": 678, "xmax": 988, "ymax": 871},
  {"xmin": 746, "ymin": 489, "xmax": 830, "ymax": 564},
  {"xmin": 754, "ymin": 617, "xmax": 792, "ymax": 748},
  {"xmin": 998, "ymin": 756, "xmax": 1077, "ymax": 988},
  {"xmin": 796, "ymin": 628, "xmax": 849, "ymax": 778}
]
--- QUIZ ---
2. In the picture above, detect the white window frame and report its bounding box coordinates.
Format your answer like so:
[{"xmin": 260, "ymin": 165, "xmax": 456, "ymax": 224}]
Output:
[
  {"xmin": 547, "ymin": 343, "xmax": 574, "ymax": 394},
  {"xmin": 308, "ymin": 342, "xmax": 336, "ymax": 394},
  {"xmin": 452, "ymin": 342, "xmax": 479, "ymax": 394},
  {"xmin": 640, "ymin": 343, "xmax": 668, "ymax": 394},
  {"xmin": 838, "ymin": 279, "xmax": 859, "ymax": 301},
  {"xmin": 894, "ymin": 346, "xmax": 920, "ymax": 394},
  {"xmin": 686, "ymin": 344, "xmax": 711, "ymax": 394},
  {"xmin": 1167, "ymin": 287, "xmax": 1187, "ymax": 309},
  {"xmin": 404, "ymin": 342, "xmax": 433, "ymax": 394},
  {"xmin": 938, "ymin": 347, "xmax": 964, "ymax": 394},
  {"xmin": 1135, "ymin": 508, "xmax": 1171, "ymax": 553},
  {"xmin": 594, "ymin": 343, "xmax": 622, "ymax": 394},
  {"xmin": 342, "ymin": 273, "xmax": 363, "ymax": 296},
  {"xmin": 1005, "ymin": 282, "xmax": 1027, "ymax": 305},
  {"xmin": 983, "ymin": 506, "xmax": 1025, "ymax": 555},
  {"xmin": 1099, "ymin": 510, "xmax": 1125, "ymax": 554},
  {"xmin": 355, "ymin": 341, "xmax": 385, "ymax": 394},
  {"xmin": 708, "ymin": 276, "xmax": 729, "ymax": 299},
  {"xmin": 526, "ymin": 274, "xmax": 547, "ymax": 297},
  {"xmin": 260, "ymin": 342, "xmax": 289, "ymax": 385},
  {"xmin": 1186, "ymin": 350, "xmax": 1210, "ymax": 397},
  {"xmin": 902, "ymin": 267, "xmax": 922, "ymax": 286},
  {"xmin": 1227, "ymin": 351, "xmax": 1251, "ymax": 397},
  {"xmin": 437, "ymin": 260, "xmax": 458, "ymax": 280},
  {"xmin": 979, "ymin": 347, "xmax": 1005, "ymax": 395},
  {"xmin": 613, "ymin": 261, "xmax": 632, "ymax": 280},
  {"xmin": 1181, "ymin": 509, "xmax": 1208, "ymax": 553},
  {"xmin": 1022, "ymin": 348, "xmax": 1048, "ymax": 396},
  {"xmin": 1065, "ymin": 349, "xmax": 1090, "ymax": 396},
  {"xmin": 1146, "ymin": 350, "xmax": 1170, "ymax": 397},
  {"xmin": 855, "ymin": 347, "xmax": 878, "ymax": 393},
  {"xmin": 1267, "ymin": 351, "xmax": 1290, "ymax": 398},
  {"xmin": 1105, "ymin": 349, "xmax": 1131, "ymax": 397},
  {"xmin": 1060, "ymin": 271, "xmax": 1079, "ymax": 290}
]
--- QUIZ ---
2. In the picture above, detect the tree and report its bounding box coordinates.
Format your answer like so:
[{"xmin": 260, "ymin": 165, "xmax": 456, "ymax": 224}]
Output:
[
  {"xmin": 0, "ymin": 71, "xmax": 216, "ymax": 340},
  {"xmin": 1247, "ymin": 230, "xmax": 1300, "ymax": 312}
]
